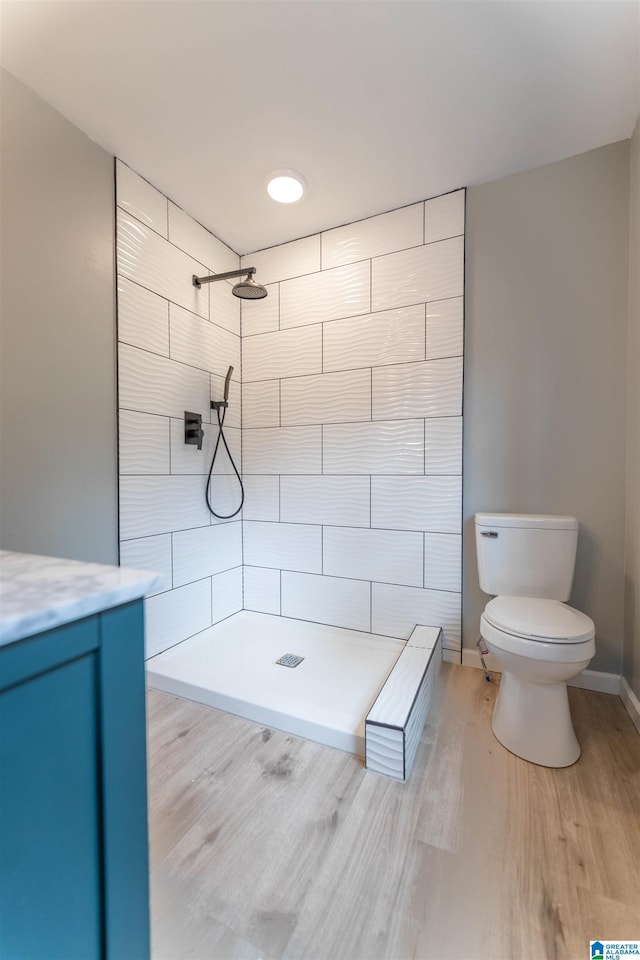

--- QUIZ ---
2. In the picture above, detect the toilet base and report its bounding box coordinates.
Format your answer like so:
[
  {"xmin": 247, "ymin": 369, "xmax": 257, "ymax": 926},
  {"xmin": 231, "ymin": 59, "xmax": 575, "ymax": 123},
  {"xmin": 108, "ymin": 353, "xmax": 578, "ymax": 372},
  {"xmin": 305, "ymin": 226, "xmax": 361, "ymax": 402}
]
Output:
[{"xmin": 492, "ymin": 669, "xmax": 581, "ymax": 767}]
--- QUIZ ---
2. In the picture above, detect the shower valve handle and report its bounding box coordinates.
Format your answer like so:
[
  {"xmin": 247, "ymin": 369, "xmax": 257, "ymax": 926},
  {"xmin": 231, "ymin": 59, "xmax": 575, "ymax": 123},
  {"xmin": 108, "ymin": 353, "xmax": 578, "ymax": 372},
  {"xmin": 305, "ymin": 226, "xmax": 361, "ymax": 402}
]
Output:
[{"xmin": 184, "ymin": 412, "xmax": 204, "ymax": 450}]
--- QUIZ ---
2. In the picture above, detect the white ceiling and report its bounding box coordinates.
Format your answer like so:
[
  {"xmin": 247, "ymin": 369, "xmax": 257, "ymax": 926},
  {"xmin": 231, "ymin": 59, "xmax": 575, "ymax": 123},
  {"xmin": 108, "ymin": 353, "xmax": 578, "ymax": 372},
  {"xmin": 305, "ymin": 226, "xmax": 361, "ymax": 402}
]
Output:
[{"xmin": 1, "ymin": 1, "xmax": 639, "ymax": 255}]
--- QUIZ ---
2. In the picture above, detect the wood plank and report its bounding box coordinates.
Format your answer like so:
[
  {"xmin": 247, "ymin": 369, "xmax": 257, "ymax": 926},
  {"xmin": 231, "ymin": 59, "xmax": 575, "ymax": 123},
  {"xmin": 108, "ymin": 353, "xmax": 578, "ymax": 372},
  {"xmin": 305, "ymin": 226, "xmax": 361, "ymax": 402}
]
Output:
[{"xmin": 147, "ymin": 664, "xmax": 640, "ymax": 960}]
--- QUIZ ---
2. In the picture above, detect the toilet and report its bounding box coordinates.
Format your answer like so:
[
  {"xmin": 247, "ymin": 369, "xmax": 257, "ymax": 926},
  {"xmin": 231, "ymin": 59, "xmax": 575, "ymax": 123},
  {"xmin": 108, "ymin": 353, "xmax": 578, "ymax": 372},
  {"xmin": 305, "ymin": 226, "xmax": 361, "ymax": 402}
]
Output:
[{"xmin": 475, "ymin": 513, "xmax": 595, "ymax": 767}]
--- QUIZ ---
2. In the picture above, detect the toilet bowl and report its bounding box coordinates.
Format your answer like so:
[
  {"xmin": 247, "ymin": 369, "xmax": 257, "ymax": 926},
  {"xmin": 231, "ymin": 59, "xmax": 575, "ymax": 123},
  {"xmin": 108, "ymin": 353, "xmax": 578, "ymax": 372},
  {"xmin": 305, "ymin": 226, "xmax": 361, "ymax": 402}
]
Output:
[{"xmin": 481, "ymin": 596, "xmax": 595, "ymax": 767}]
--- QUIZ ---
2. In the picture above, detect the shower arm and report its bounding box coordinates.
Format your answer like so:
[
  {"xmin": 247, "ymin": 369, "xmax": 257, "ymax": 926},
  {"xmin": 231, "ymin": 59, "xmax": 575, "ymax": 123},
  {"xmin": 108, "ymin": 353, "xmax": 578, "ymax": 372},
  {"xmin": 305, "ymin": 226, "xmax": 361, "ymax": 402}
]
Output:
[{"xmin": 192, "ymin": 267, "xmax": 256, "ymax": 288}]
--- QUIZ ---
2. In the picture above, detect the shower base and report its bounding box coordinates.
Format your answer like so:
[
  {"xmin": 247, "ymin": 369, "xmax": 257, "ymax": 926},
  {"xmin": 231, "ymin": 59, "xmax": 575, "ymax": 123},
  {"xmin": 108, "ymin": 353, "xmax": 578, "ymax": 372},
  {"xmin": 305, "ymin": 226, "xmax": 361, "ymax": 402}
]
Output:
[{"xmin": 146, "ymin": 611, "xmax": 405, "ymax": 756}]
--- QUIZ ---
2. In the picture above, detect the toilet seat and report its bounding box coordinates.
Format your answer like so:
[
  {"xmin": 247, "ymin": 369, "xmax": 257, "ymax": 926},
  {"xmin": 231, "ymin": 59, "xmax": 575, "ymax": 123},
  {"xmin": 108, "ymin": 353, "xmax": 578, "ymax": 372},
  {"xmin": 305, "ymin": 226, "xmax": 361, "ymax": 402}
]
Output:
[
  {"xmin": 481, "ymin": 613, "xmax": 596, "ymax": 663},
  {"xmin": 484, "ymin": 596, "xmax": 595, "ymax": 643}
]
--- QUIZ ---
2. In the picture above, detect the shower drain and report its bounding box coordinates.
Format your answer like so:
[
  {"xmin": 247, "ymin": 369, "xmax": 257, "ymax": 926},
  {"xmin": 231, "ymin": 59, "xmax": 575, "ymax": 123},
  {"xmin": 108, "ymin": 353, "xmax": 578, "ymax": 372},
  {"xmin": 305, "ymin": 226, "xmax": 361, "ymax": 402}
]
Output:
[{"xmin": 276, "ymin": 654, "xmax": 304, "ymax": 668}]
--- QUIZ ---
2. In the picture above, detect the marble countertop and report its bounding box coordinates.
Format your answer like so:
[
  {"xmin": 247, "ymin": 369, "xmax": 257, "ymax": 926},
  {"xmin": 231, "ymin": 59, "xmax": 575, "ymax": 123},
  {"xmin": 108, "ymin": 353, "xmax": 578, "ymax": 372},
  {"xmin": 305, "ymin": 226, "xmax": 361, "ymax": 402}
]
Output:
[{"xmin": 0, "ymin": 550, "xmax": 160, "ymax": 647}]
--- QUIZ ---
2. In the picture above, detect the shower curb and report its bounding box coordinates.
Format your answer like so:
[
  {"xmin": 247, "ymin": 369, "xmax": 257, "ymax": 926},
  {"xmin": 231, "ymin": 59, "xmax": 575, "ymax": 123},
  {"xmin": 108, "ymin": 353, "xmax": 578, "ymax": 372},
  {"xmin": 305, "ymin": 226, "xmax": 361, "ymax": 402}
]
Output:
[{"xmin": 365, "ymin": 625, "xmax": 442, "ymax": 781}]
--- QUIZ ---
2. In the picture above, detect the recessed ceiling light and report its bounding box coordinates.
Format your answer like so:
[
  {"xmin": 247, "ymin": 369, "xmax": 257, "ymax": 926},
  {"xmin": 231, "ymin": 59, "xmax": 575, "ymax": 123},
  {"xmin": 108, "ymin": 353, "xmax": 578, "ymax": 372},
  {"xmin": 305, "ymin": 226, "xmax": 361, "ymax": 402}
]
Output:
[{"xmin": 266, "ymin": 169, "xmax": 305, "ymax": 204}]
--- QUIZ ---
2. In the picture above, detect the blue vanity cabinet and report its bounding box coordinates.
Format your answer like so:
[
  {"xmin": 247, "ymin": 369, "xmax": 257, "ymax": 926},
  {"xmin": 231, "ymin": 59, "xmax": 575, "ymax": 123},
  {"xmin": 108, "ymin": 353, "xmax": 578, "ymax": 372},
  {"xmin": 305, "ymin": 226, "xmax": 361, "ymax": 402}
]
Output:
[{"xmin": 0, "ymin": 600, "xmax": 150, "ymax": 960}]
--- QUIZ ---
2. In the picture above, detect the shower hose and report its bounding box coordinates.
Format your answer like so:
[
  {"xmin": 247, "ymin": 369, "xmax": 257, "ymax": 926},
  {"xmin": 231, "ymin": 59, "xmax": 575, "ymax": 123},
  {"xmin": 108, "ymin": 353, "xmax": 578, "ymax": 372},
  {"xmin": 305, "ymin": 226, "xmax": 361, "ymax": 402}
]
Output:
[{"xmin": 206, "ymin": 402, "xmax": 244, "ymax": 519}]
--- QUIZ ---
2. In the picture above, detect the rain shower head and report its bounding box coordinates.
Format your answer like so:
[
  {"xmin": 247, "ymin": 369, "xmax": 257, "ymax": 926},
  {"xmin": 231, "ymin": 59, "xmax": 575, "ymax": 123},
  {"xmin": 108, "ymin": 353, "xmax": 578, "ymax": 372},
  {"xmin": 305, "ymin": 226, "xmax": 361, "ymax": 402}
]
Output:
[{"xmin": 192, "ymin": 267, "xmax": 267, "ymax": 300}]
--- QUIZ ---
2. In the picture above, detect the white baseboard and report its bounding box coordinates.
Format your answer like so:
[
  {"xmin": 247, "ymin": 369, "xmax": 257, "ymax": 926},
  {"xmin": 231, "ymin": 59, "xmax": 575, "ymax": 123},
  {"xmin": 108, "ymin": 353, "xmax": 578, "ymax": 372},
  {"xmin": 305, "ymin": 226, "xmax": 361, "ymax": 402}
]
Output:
[
  {"xmin": 461, "ymin": 648, "xmax": 620, "ymax": 695},
  {"xmin": 620, "ymin": 676, "xmax": 640, "ymax": 735}
]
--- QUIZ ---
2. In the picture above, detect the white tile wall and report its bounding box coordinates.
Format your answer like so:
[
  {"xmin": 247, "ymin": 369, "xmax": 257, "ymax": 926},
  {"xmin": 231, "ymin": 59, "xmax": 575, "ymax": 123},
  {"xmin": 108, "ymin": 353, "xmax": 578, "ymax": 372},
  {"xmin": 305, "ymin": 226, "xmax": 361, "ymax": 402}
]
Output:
[
  {"xmin": 116, "ymin": 161, "xmax": 168, "ymax": 237},
  {"xmin": 323, "ymin": 306, "xmax": 426, "ymax": 373},
  {"xmin": 119, "ymin": 410, "xmax": 170, "ymax": 475},
  {"xmin": 371, "ymin": 476, "xmax": 462, "ymax": 533},
  {"xmin": 243, "ymin": 521, "xmax": 322, "ymax": 573},
  {"xmin": 212, "ymin": 567, "xmax": 243, "ymax": 623},
  {"xmin": 244, "ymin": 566, "xmax": 281, "ymax": 614},
  {"xmin": 372, "ymin": 357, "xmax": 463, "ymax": 420},
  {"xmin": 243, "ymin": 426, "xmax": 322, "ymax": 475},
  {"xmin": 119, "ymin": 534, "xmax": 173, "ymax": 596},
  {"xmin": 241, "ymin": 235, "xmax": 320, "ymax": 285},
  {"xmin": 144, "ymin": 579, "xmax": 212, "ymax": 658},
  {"xmin": 168, "ymin": 202, "xmax": 239, "ymax": 274},
  {"xmin": 371, "ymin": 236, "xmax": 464, "ymax": 312},
  {"xmin": 280, "ymin": 476, "xmax": 370, "ymax": 527},
  {"xmin": 280, "ymin": 262, "xmax": 371, "ymax": 328},
  {"xmin": 170, "ymin": 303, "xmax": 240, "ymax": 377},
  {"xmin": 243, "ymin": 380, "xmax": 280, "ymax": 428},
  {"xmin": 323, "ymin": 420, "xmax": 424, "ymax": 475},
  {"xmin": 426, "ymin": 297, "xmax": 464, "ymax": 360},
  {"xmin": 118, "ymin": 343, "xmax": 210, "ymax": 420},
  {"xmin": 323, "ymin": 526, "xmax": 424, "ymax": 587},
  {"xmin": 424, "ymin": 190, "xmax": 465, "ymax": 245},
  {"xmin": 281, "ymin": 369, "xmax": 371, "ymax": 426},
  {"xmin": 117, "ymin": 209, "xmax": 209, "ymax": 320},
  {"xmin": 117, "ymin": 278, "xmax": 169, "ymax": 356},
  {"xmin": 242, "ymin": 475, "xmax": 280, "ymax": 521},
  {"xmin": 243, "ymin": 326, "xmax": 322, "ymax": 382},
  {"xmin": 118, "ymin": 165, "xmax": 464, "ymax": 659},
  {"xmin": 281, "ymin": 572, "xmax": 371, "ymax": 632},
  {"xmin": 172, "ymin": 522, "xmax": 242, "ymax": 586},
  {"xmin": 321, "ymin": 204, "xmax": 423, "ymax": 269}
]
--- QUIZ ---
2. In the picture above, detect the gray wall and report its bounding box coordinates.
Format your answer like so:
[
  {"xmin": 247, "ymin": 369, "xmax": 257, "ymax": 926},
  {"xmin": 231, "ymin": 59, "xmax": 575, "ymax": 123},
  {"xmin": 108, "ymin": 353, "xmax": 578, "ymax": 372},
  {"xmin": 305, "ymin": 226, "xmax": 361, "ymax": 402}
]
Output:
[
  {"xmin": 624, "ymin": 116, "xmax": 640, "ymax": 698},
  {"xmin": 0, "ymin": 70, "xmax": 118, "ymax": 564},
  {"xmin": 464, "ymin": 141, "xmax": 630, "ymax": 675}
]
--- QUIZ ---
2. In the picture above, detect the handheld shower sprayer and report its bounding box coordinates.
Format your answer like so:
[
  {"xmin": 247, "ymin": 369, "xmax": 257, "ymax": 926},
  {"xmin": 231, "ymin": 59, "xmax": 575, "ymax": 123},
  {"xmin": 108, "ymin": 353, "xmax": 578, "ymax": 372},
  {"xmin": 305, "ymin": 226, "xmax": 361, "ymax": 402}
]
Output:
[{"xmin": 207, "ymin": 365, "xmax": 244, "ymax": 519}]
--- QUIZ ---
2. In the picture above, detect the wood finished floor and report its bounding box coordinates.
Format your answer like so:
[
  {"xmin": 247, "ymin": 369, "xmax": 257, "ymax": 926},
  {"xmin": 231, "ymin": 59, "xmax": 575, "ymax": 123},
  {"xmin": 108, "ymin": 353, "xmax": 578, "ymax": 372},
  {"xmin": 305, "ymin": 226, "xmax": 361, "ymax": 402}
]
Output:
[{"xmin": 147, "ymin": 664, "xmax": 640, "ymax": 960}]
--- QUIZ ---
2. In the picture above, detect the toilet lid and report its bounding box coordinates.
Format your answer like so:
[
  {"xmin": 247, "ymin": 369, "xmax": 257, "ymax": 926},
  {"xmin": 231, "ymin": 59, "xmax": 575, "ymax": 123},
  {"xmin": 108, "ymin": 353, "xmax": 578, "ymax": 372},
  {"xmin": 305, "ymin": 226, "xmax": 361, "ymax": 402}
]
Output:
[{"xmin": 484, "ymin": 596, "xmax": 595, "ymax": 643}]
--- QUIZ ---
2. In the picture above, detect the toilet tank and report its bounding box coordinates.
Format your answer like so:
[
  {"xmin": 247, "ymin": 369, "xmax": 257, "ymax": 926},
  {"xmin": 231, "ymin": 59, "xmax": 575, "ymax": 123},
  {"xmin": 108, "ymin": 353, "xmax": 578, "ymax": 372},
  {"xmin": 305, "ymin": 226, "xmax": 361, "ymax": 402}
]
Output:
[{"xmin": 475, "ymin": 513, "xmax": 579, "ymax": 600}]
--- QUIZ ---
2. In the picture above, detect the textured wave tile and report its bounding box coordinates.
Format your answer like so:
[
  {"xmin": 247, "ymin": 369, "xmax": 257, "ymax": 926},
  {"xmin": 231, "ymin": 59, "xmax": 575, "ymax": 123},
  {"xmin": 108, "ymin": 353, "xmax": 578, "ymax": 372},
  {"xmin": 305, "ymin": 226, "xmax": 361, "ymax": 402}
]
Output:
[
  {"xmin": 168, "ymin": 201, "xmax": 238, "ymax": 275},
  {"xmin": 372, "ymin": 357, "xmax": 462, "ymax": 420},
  {"xmin": 243, "ymin": 521, "xmax": 322, "ymax": 573},
  {"xmin": 203, "ymin": 474, "xmax": 246, "ymax": 523},
  {"xmin": 172, "ymin": 522, "xmax": 242, "ymax": 587},
  {"xmin": 425, "ymin": 417, "xmax": 463, "ymax": 475},
  {"xmin": 321, "ymin": 204, "xmax": 423, "ymax": 269},
  {"xmin": 144, "ymin": 579, "xmax": 211, "ymax": 658},
  {"xmin": 242, "ymin": 476, "xmax": 280, "ymax": 521},
  {"xmin": 116, "ymin": 161, "xmax": 168, "ymax": 237},
  {"xmin": 323, "ymin": 526, "xmax": 423, "ymax": 587},
  {"xmin": 424, "ymin": 533, "xmax": 462, "ymax": 591},
  {"xmin": 367, "ymin": 641, "xmax": 437, "ymax": 727},
  {"xmin": 169, "ymin": 420, "xmax": 241, "ymax": 477},
  {"xmin": 281, "ymin": 369, "xmax": 371, "ymax": 426},
  {"xmin": 119, "ymin": 534, "xmax": 173, "ymax": 597},
  {"xmin": 211, "ymin": 374, "xmax": 240, "ymax": 428},
  {"xmin": 243, "ymin": 325, "xmax": 321, "ymax": 382},
  {"xmin": 371, "ymin": 476, "xmax": 462, "ymax": 533},
  {"xmin": 169, "ymin": 303, "xmax": 240, "ymax": 376},
  {"xmin": 119, "ymin": 476, "xmax": 211, "ymax": 539},
  {"xmin": 243, "ymin": 426, "xmax": 322, "ymax": 475},
  {"xmin": 280, "ymin": 261, "xmax": 370, "ymax": 329},
  {"xmin": 323, "ymin": 305, "xmax": 425, "ymax": 373},
  {"xmin": 117, "ymin": 210, "xmax": 209, "ymax": 320},
  {"xmin": 426, "ymin": 297, "xmax": 464, "ymax": 360},
  {"xmin": 372, "ymin": 582, "xmax": 461, "ymax": 648},
  {"xmin": 212, "ymin": 567, "xmax": 243, "ymax": 623},
  {"xmin": 209, "ymin": 279, "xmax": 241, "ymax": 336},
  {"xmin": 117, "ymin": 278, "xmax": 169, "ymax": 356},
  {"xmin": 119, "ymin": 343, "xmax": 209, "ymax": 420},
  {"xmin": 243, "ymin": 380, "xmax": 280, "ymax": 428},
  {"xmin": 241, "ymin": 284, "xmax": 279, "ymax": 337},
  {"xmin": 281, "ymin": 572, "xmax": 371, "ymax": 632},
  {"xmin": 280, "ymin": 476, "xmax": 369, "ymax": 527},
  {"xmin": 323, "ymin": 419, "xmax": 424, "ymax": 475},
  {"xmin": 425, "ymin": 190, "xmax": 465, "ymax": 245},
  {"xmin": 364, "ymin": 726, "xmax": 404, "ymax": 780},
  {"xmin": 371, "ymin": 236, "xmax": 464, "ymax": 312},
  {"xmin": 243, "ymin": 566, "xmax": 281, "ymax": 615},
  {"xmin": 119, "ymin": 409, "xmax": 170, "ymax": 475},
  {"xmin": 241, "ymin": 235, "xmax": 320, "ymax": 286}
]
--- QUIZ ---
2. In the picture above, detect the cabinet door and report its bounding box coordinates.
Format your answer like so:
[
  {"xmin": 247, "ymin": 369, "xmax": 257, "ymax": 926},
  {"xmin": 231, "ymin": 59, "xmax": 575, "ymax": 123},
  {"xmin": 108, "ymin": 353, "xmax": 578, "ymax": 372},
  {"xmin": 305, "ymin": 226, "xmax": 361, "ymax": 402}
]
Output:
[{"xmin": 0, "ymin": 649, "xmax": 102, "ymax": 958}]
